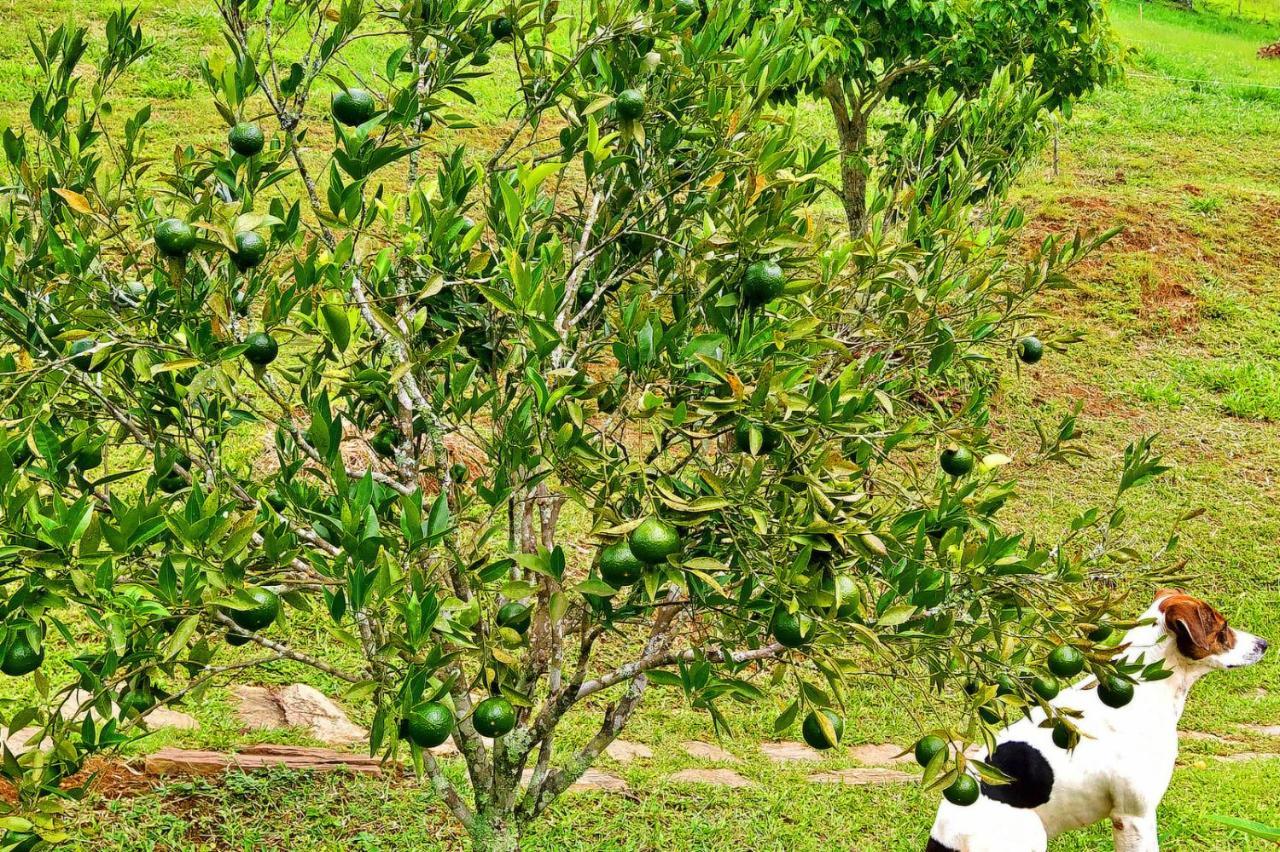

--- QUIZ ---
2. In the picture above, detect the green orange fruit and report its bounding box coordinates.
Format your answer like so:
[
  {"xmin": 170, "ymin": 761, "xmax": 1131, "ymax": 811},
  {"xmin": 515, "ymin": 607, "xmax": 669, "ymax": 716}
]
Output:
[
  {"xmin": 332, "ymin": 88, "xmax": 377, "ymax": 126},
  {"xmin": 69, "ymin": 339, "xmax": 106, "ymax": 373},
  {"xmin": 155, "ymin": 218, "xmax": 197, "ymax": 257},
  {"xmin": 1031, "ymin": 675, "xmax": 1060, "ymax": 701},
  {"xmin": 472, "ymin": 696, "xmax": 516, "ymax": 738},
  {"xmin": 1097, "ymin": 674, "xmax": 1134, "ymax": 708},
  {"xmin": 1047, "ymin": 645, "xmax": 1085, "ymax": 678},
  {"xmin": 224, "ymin": 586, "xmax": 280, "ymax": 632},
  {"xmin": 616, "ymin": 89, "xmax": 646, "ymax": 121},
  {"xmin": 1016, "ymin": 336, "xmax": 1044, "ymax": 364},
  {"xmin": 939, "ymin": 446, "xmax": 974, "ymax": 477},
  {"xmin": 943, "ymin": 774, "xmax": 980, "ymax": 806},
  {"xmin": 0, "ymin": 634, "xmax": 43, "ymax": 677},
  {"xmin": 228, "ymin": 122, "xmax": 265, "ymax": 156},
  {"xmin": 628, "ymin": 517, "xmax": 680, "ymax": 564},
  {"xmin": 741, "ymin": 260, "xmax": 785, "ymax": 306},
  {"xmin": 914, "ymin": 734, "xmax": 947, "ymax": 767},
  {"xmin": 771, "ymin": 609, "xmax": 811, "ymax": 648},
  {"xmin": 600, "ymin": 540, "xmax": 645, "ymax": 587},
  {"xmin": 801, "ymin": 709, "xmax": 843, "ymax": 750},
  {"xmin": 243, "ymin": 331, "xmax": 279, "ymax": 366},
  {"xmin": 403, "ymin": 701, "xmax": 454, "ymax": 748},
  {"xmin": 232, "ymin": 231, "xmax": 268, "ymax": 270}
]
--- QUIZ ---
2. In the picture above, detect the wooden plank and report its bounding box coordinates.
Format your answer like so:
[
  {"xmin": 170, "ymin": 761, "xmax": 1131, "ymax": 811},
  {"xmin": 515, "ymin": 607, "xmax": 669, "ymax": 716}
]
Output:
[{"xmin": 144, "ymin": 745, "xmax": 393, "ymax": 777}]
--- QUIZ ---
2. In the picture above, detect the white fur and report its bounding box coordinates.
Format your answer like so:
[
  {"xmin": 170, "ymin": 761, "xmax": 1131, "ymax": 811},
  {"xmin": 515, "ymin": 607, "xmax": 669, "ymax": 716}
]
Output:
[{"xmin": 929, "ymin": 597, "xmax": 1268, "ymax": 852}]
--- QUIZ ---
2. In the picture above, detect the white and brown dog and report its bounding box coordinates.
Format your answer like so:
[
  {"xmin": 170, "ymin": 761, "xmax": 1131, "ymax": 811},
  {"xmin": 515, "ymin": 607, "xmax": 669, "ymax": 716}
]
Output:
[{"xmin": 927, "ymin": 590, "xmax": 1268, "ymax": 852}]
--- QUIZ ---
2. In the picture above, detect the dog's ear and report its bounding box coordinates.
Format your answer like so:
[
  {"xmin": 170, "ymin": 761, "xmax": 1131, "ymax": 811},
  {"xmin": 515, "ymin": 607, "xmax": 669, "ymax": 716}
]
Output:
[{"xmin": 1160, "ymin": 594, "xmax": 1234, "ymax": 660}]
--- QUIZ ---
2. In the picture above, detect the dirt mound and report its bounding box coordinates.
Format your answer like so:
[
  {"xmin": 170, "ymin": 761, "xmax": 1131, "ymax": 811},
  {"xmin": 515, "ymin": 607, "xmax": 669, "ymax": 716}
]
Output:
[{"xmin": 1258, "ymin": 41, "xmax": 1280, "ymax": 59}]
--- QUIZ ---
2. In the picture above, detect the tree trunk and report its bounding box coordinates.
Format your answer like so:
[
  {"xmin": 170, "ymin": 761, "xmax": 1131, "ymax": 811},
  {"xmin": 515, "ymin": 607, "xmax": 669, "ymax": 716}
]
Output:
[
  {"xmin": 470, "ymin": 809, "xmax": 521, "ymax": 852},
  {"xmin": 823, "ymin": 77, "xmax": 868, "ymax": 234}
]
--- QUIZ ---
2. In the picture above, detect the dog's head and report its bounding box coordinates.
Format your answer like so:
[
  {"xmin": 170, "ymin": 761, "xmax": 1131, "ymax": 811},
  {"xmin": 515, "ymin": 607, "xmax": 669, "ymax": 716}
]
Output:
[{"xmin": 1152, "ymin": 589, "xmax": 1268, "ymax": 670}]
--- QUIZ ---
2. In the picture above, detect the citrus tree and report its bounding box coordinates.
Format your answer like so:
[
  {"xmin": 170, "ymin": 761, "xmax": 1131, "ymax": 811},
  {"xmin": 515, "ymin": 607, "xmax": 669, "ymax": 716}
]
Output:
[
  {"xmin": 764, "ymin": 0, "xmax": 1121, "ymax": 230},
  {"xmin": 0, "ymin": 1, "xmax": 1171, "ymax": 850}
]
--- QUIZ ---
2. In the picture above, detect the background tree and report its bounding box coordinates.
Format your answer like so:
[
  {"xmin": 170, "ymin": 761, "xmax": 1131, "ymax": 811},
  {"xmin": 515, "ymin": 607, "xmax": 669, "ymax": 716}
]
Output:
[
  {"xmin": 764, "ymin": 0, "xmax": 1121, "ymax": 231},
  {"xmin": 0, "ymin": 2, "xmax": 1165, "ymax": 850}
]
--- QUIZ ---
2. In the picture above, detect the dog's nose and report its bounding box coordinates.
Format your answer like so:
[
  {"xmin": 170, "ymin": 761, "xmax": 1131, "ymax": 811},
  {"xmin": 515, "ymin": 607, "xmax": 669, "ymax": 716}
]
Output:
[{"xmin": 1257, "ymin": 638, "xmax": 1270, "ymax": 655}]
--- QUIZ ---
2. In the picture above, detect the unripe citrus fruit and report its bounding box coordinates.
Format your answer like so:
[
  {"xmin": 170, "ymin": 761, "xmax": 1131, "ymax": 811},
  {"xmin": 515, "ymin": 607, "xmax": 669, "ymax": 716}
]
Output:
[
  {"xmin": 741, "ymin": 260, "xmax": 784, "ymax": 306},
  {"xmin": 1016, "ymin": 336, "xmax": 1044, "ymax": 364},
  {"xmin": 1031, "ymin": 675, "xmax": 1060, "ymax": 701},
  {"xmin": 1097, "ymin": 674, "xmax": 1134, "ymax": 708},
  {"xmin": 616, "ymin": 89, "xmax": 646, "ymax": 121},
  {"xmin": 628, "ymin": 517, "xmax": 680, "ymax": 564},
  {"xmin": 1, "ymin": 634, "xmax": 43, "ymax": 677},
  {"xmin": 1047, "ymin": 645, "xmax": 1085, "ymax": 678},
  {"xmin": 69, "ymin": 339, "xmax": 106, "ymax": 373},
  {"xmin": 939, "ymin": 446, "xmax": 974, "ymax": 477},
  {"xmin": 228, "ymin": 122, "xmax": 265, "ymax": 156},
  {"xmin": 472, "ymin": 696, "xmax": 516, "ymax": 737},
  {"xmin": 915, "ymin": 734, "xmax": 946, "ymax": 767},
  {"xmin": 944, "ymin": 774, "xmax": 980, "ymax": 806},
  {"xmin": 332, "ymin": 88, "xmax": 376, "ymax": 126},
  {"xmin": 155, "ymin": 218, "xmax": 196, "ymax": 257},
  {"xmin": 224, "ymin": 586, "xmax": 280, "ymax": 632},
  {"xmin": 403, "ymin": 701, "xmax": 454, "ymax": 748},
  {"xmin": 490, "ymin": 15, "xmax": 513, "ymax": 39},
  {"xmin": 600, "ymin": 540, "xmax": 645, "ymax": 586},
  {"xmin": 243, "ymin": 331, "xmax": 278, "ymax": 366},
  {"xmin": 771, "ymin": 609, "xmax": 811, "ymax": 648},
  {"xmin": 232, "ymin": 231, "xmax": 268, "ymax": 270},
  {"xmin": 801, "ymin": 709, "xmax": 843, "ymax": 750}
]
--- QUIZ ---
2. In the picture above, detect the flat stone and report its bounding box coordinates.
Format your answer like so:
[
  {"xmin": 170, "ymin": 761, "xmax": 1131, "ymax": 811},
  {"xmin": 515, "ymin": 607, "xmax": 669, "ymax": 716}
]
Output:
[
  {"xmin": 605, "ymin": 739, "xmax": 652, "ymax": 763},
  {"xmin": 143, "ymin": 707, "xmax": 200, "ymax": 731},
  {"xmin": 145, "ymin": 744, "xmax": 388, "ymax": 777},
  {"xmin": 1215, "ymin": 751, "xmax": 1278, "ymax": 763},
  {"xmin": 848, "ymin": 743, "xmax": 912, "ymax": 765},
  {"xmin": 1237, "ymin": 724, "xmax": 1280, "ymax": 737},
  {"xmin": 277, "ymin": 684, "xmax": 366, "ymax": 745},
  {"xmin": 518, "ymin": 767, "xmax": 627, "ymax": 793},
  {"xmin": 680, "ymin": 741, "xmax": 738, "ymax": 763},
  {"xmin": 667, "ymin": 768, "xmax": 754, "ymax": 788},
  {"xmin": 760, "ymin": 741, "xmax": 822, "ymax": 763},
  {"xmin": 808, "ymin": 768, "xmax": 915, "ymax": 785},
  {"xmin": 1, "ymin": 726, "xmax": 46, "ymax": 755},
  {"xmin": 232, "ymin": 685, "xmax": 287, "ymax": 730},
  {"xmin": 1180, "ymin": 730, "xmax": 1226, "ymax": 742}
]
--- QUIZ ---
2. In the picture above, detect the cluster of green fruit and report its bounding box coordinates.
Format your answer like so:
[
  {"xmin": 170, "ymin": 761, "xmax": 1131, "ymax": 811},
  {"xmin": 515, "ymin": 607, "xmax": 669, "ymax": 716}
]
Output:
[
  {"xmin": 598, "ymin": 517, "xmax": 681, "ymax": 587},
  {"xmin": 399, "ymin": 694, "xmax": 516, "ymax": 748},
  {"xmin": 154, "ymin": 218, "xmax": 268, "ymax": 271}
]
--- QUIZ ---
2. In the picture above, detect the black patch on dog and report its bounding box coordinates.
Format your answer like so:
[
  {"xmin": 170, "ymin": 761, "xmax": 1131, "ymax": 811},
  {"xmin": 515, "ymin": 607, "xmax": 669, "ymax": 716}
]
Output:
[
  {"xmin": 980, "ymin": 740, "xmax": 1055, "ymax": 809},
  {"xmin": 926, "ymin": 839, "xmax": 960, "ymax": 852}
]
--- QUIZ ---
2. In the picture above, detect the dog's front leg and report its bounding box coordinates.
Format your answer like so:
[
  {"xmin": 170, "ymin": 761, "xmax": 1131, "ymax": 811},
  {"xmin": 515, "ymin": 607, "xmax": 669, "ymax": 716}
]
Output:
[{"xmin": 1111, "ymin": 814, "xmax": 1158, "ymax": 852}]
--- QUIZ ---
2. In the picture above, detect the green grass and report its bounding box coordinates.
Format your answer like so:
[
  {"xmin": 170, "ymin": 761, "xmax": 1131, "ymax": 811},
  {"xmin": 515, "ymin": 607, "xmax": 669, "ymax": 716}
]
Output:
[{"xmin": 2, "ymin": 0, "xmax": 1280, "ymax": 848}]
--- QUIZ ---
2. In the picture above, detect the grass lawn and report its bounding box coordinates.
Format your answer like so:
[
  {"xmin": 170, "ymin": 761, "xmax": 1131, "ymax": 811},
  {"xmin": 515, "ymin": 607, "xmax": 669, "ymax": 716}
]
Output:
[{"xmin": 1, "ymin": 0, "xmax": 1279, "ymax": 849}]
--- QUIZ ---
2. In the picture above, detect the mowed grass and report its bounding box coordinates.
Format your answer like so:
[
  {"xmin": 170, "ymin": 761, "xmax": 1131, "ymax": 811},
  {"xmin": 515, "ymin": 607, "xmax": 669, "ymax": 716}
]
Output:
[{"xmin": 1, "ymin": 0, "xmax": 1280, "ymax": 849}]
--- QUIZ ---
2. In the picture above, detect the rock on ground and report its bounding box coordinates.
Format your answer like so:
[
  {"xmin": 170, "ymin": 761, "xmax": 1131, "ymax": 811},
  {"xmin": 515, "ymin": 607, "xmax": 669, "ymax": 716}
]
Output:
[
  {"xmin": 605, "ymin": 740, "xmax": 652, "ymax": 763},
  {"xmin": 760, "ymin": 741, "xmax": 822, "ymax": 763},
  {"xmin": 667, "ymin": 768, "xmax": 754, "ymax": 788},
  {"xmin": 808, "ymin": 768, "xmax": 914, "ymax": 785},
  {"xmin": 231, "ymin": 684, "xmax": 365, "ymax": 745},
  {"xmin": 847, "ymin": 743, "xmax": 912, "ymax": 765},
  {"xmin": 680, "ymin": 741, "xmax": 738, "ymax": 763}
]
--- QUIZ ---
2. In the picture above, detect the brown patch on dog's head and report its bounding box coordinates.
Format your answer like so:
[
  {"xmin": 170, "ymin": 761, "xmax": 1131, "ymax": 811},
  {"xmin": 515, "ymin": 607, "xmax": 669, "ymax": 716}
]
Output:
[{"xmin": 1156, "ymin": 590, "xmax": 1236, "ymax": 660}]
